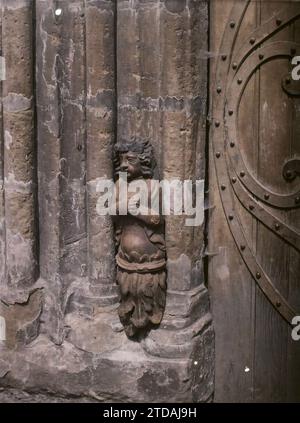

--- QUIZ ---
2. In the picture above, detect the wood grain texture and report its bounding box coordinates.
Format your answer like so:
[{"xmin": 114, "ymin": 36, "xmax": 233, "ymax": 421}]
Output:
[
  {"xmin": 287, "ymin": 8, "xmax": 300, "ymax": 403},
  {"xmin": 209, "ymin": 0, "xmax": 254, "ymax": 403},
  {"xmin": 209, "ymin": 0, "xmax": 300, "ymax": 402}
]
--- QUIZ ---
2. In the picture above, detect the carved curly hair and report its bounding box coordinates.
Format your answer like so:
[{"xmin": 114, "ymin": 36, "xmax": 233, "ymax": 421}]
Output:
[{"xmin": 113, "ymin": 137, "xmax": 157, "ymax": 179}]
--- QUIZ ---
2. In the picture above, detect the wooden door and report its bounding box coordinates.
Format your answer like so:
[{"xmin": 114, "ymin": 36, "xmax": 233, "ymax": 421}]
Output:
[{"xmin": 209, "ymin": 0, "xmax": 300, "ymax": 402}]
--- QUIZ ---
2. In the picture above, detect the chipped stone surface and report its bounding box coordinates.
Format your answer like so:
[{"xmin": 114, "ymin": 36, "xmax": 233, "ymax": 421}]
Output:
[
  {"xmin": 0, "ymin": 290, "xmax": 42, "ymax": 349},
  {"xmin": 4, "ymin": 0, "xmax": 32, "ymax": 11},
  {"xmin": 3, "ymin": 93, "xmax": 32, "ymax": 113},
  {"xmin": 0, "ymin": 388, "xmax": 98, "ymax": 403},
  {"xmin": 0, "ymin": 321, "xmax": 213, "ymax": 402}
]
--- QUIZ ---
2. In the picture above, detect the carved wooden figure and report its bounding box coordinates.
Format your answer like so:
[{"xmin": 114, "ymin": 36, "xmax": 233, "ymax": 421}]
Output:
[{"xmin": 113, "ymin": 139, "xmax": 167, "ymax": 338}]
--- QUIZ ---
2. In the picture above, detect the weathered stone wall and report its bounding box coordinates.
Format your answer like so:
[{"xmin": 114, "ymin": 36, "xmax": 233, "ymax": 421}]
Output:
[{"xmin": 0, "ymin": 0, "xmax": 214, "ymax": 402}]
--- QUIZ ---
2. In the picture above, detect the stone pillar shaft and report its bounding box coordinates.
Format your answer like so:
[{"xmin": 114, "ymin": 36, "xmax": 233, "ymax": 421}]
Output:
[
  {"xmin": 2, "ymin": 0, "xmax": 38, "ymax": 302},
  {"xmin": 85, "ymin": 0, "xmax": 117, "ymax": 305}
]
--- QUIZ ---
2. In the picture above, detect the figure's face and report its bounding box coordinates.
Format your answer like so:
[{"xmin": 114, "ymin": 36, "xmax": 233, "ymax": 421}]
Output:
[{"xmin": 119, "ymin": 151, "xmax": 142, "ymax": 181}]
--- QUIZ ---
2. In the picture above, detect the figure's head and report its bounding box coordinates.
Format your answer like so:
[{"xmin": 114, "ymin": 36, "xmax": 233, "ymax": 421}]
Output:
[{"xmin": 113, "ymin": 138, "xmax": 156, "ymax": 181}]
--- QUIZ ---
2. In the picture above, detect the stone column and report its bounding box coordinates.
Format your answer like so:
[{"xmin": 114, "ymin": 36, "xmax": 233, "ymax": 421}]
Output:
[
  {"xmin": 62, "ymin": 0, "xmax": 118, "ymax": 315},
  {"xmin": 36, "ymin": 0, "xmax": 63, "ymax": 343},
  {"xmin": 0, "ymin": 2, "xmax": 5, "ymax": 292},
  {"xmin": 36, "ymin": 0, "xmax": 89, "ymax": 343},
  {"xmin": 84, "ymin": 0, "xmax": 117, "ymax": 307},
  {"xmin": 1, "ymin": 0, "xmax": 38, "ymax": 302},
  {"xmin": 116, "ymin": 0, "xmax": 214, "ymax": 402},
  {"xmin": 36, "ymin": 1, "xmax": 117, "ymax": 342}
]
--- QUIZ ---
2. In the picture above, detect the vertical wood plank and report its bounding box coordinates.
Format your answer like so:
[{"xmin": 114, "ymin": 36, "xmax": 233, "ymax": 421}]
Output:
[
  {"xmin": 287, "ymin": 12, "xmax": 300, "ymax": 402},
  {"xmin": 232, "ymin": 0, "xmax": 260, "ymax": 401},
  {"xmin": 210, "ymin": 0, "xmax": 300, "ymax": 402},
  {"xmin": 253, "ymin": 0, "xmax": 292, "ymax": 402},
  {"xmin": 209, "ymin": 0, "xmax": 254, "ymax": 403}
]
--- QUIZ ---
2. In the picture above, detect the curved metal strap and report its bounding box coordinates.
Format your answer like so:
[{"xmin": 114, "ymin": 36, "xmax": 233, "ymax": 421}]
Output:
[
  {"xmin": 226, "ymin": 41, "xmax": 300, "ymax": 209},
  {"xmin": 227, "ymin": 157, "xmax": 300, "ymax": 253},
  {"xmin": 211, "ymin": 2, "xmax": 300, "ymax": 324},
  {"xmin": 213, "ymin": 139, "xmax": 298, "ymax": 324}
]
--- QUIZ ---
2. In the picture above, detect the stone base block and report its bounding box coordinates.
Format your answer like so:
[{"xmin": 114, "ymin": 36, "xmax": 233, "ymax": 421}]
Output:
[{"xmin": 0, "ymin": 304, "xmax": 214, "ymax": 403}]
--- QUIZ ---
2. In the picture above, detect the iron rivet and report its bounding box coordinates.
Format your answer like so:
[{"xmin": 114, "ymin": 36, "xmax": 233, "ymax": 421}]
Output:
[
  {"xmin": 217, "ymin": 86, "xmax": 222, "ymax": 94},
  {"xmin": 230, "ymin": 21, "xmax": 235, "ymax": 28},
  {"xmin": 264, "ymin": 193, "xmax": 270, "ymax": 200},
  {"xmin": 77, "ymin": 144, "xmax": 82, "ymax": 151},
  {"xmin": 259, "ymin": 54, "xmax": 264, "ymax": 60},
  {"xmin": 291, "ymin": 48, "xmax": 296, "ymax": 55},
  {"xmin": 238, "ymin": 78, "xmax": 243, "ymax": 85},
  {"xmin": 275, "ymin": 223, "xmax": 280, "ymax": 231},
  {"xmin": 241, "ymin": 245, "xmax": 246, "ymax": 251},
  {"xmin": 216, "ymin": 152, "xmax": 221, "ymax": 158},
  {"xmin": 276, "ymin": 301, "xmax": 281, "ymax": 308},
  {"xmin": 240, "ymin": 171, "xmax": 245, "ymax": 178},
  {"xmin": 229, "ymin": 214, "xmax": 234, "ymax": 221},
  {"xmin": 222, "ymin": 54, "xmax": 227, "ymax": 61},
  {"xmin": 250, "ymin": 37, "xmax": 255, "ymax": 45},
  {"xmin": 295, "ymin": 197, "xmax": 300, "ymax": 204},
  {"xmin": 249, "ymin": 204, "xmax": 255, "ymax": 211},
  {"xmin": 232, "ymin": 177, "xmax": 237, "ymax": 184},
  {"xmin": 230, "ymin": 142, "xmax": 235, "ymax": 148},
  {"xmin": 228, "ymin": 110, "xmax": 234, "ymax": 116},
  {"xmin": 256, "ymin": 272, "xmax": 261, "ymax": 280},
  {"xmin": 221, "ymin": 185, "xmax": 226, "ymax": 191},
  {"xmin": 286, "ymin": 170, "xmax": 292, "ymax": 178},
  {"xmin": 276, "ymin": 18, "xmax": 282, "ymax": 26},
  {"xmin": 215, "ymin": 121, "xmax": 220, "ymax": 127},
  {"xmin": 232, "ymin": 62, "xmax": 238, "ymax": 70}
]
